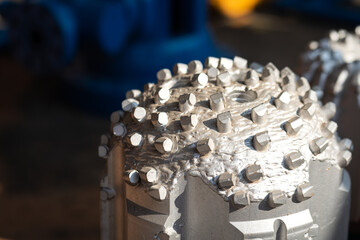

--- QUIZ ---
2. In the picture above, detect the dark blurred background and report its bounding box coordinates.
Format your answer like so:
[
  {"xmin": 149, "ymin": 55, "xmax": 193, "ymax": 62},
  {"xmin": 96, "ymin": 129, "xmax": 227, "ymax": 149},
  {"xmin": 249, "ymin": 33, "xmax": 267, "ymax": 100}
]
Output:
[{"xmin": 0, "ymin": 0, "xmax": 359, "ymax": 239}]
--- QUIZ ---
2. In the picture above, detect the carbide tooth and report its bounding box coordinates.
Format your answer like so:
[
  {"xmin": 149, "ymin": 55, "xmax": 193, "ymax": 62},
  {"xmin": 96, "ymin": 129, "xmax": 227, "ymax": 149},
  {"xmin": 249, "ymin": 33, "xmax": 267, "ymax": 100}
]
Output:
[
  {"xmin": 299, "ymin": 103, "xmax": 316, "ymax": 120},
  {"xmin": 338, "ymin": 150, "xmax": 352, "ymax": 168},
  {"xmin": 110, "ymin": 110, "xmax": 124, "ymax": 123},
  {"xmin": 297, "ymin": 77, "xmax": 311, "ymax": 96},
  {"xmin": 250, "ymin": 62, "xmax": 264, "ymax": 73},
  {"xmin": 264, "ymin": 62, "xmax": 280, "ymax": 78},
  {"xmin": 191, "ymin": 73, "xmax": 208, "ymax": 88},
  {"xmin": 127, "ymin": 132, "xmax": 144, "ymax": 147},
  {"xmin": 280, "ymin": 66, "xmax": 296, "ymax": 79},
  {"xmin": 217, "ymin": 111, "xmax": 232, "ymax": 133},
  {"xmin": 155, "ymin": 87, "xmax": 170, "ymax": 104},
  {"xmin": 233, "ymin": 56, "xmax": 248, "ymax": 69},
  {"xmin": 309, "ymin": 137, "xmax": 328, "ymax": 155},
  {"xmin": 284, "ymin": 117, "xmax": 303, "ymax": 136},
  {"xmin": 154, "ymin": 137, "xmax": 173, "ymax": 153},
  {"xmin": 245, "ymin": 69, "xmax": 259, "ymax": 87},
  {"xmin": 126, "ymin": 89, "xmax": 142, "ymax": 99},
  {"xmin": 295, "ymin": 183, "xmax": 314, "ymax": 202},
  {"xmin": 355, "ymin": 26, "xmax": 360, "ymax": 36},
  {"xmin": 206, "ymin": 67, "xmax": 219, "ymax": 79},
  {"xmin": 122, "ymin": 98, "xmax": 139, "ymax": 112},
  {"xmin": 253, "ymin": 131, "xmax": 271, "ymax": 151},
  {"xmin": 180, "ymin": 114, "xmax": 198, "ymax": 131},
  {"xmin": 156, "ymin": 68, "xmax": 172, "ymax": 83},
  {"xmin": 245, "ymin": 164, "xmax": 263, "ymax": 182},
  {"xmin": 217, "ymin": 172, "xmax": 236, "ymax": 190},
  {"xmin": 205, "ymin": 56, "xmax": 219, "ymax": 68},
  {"xmin": 268, "ymin": 190, "xmax": 286, "ymax": 208},
  {"xmin": 210, "ymin": 92, "xmax": 225, "ymax": 112},
  {"xmin": 216, "ymin": 71, "xmax": 231, "ymax": 87},
  {"xmin": 308, "ymin": 224, "xmax": 319, "ymax": 238},
  {"xmin": 143, "ymin": 83, "xmax": 155, "ymax": 91},
  {"xmin": 281, "ymin": 75, "xmax": 296, "ymax": 93},
  {"xmin": 100, "ymin": 133, "xmax": 111, "ymax": 145},
  {"xmin": 139, "ymin": 166, "xmax": 158, "ymax": 183},
  {"xmin": 285, "ymin": 151, "xmax": 305, "ymax": 170},
  {"xmin": 302, "ymin": 89, "xmax": 318, "ymax": 104},
  {"xmin": 275, "ymin": 91, "xmax": 290, "ymax": 110},
  {"xmin": 149, "ymin": 184, "xmax": 167, "ymax": 200},
  {"xmin": 329, "ymin": 30, "xmax": 339, "ymax": 41},
  {"xmin": 322, "ymin": 102, "xmax": 336, "ymax": 119},
  {"xmin": 179, "ymin": 93, "xmax": 196, "ymax": 112},
  {"xmin": 131, "ymin": 107, "xmax": 147, "ymax": 123},
  {"xmin": 123, "ymin": 169, "xmax": 140, "ymax": 185},
  {"xmin": 218, "ymin": 57, "xmax": 233, "ymax": 70},
  {"xmin": 151, "ymin": 112, "xmax": 169, "ymax": 127},
  {"xmin": 251, "ymin": 104, "xmax": 267, "ymax": 124},
  {"xmin": 172, "ymin": 63, "xmax": 188, "ymax": 75},
  {"xmin": 321, "ymin": 121, "xmax": 338, "ymax": 138},
  {"xmin": 188, "ymin": 60, "xmax": 203, "ymax": 74},
  {"xmin": 232, "ymin": 190, "xmax": 250, "ymax": 208},
  {"xmin": 112, "ymin": 123, "xmax": 127, "ymax": 137},
  {"xmin": 98, "ymin": 145, "xmax": 109, "ymax": 159},
  {"xmin": 196, "ymin": 138, "xmax": 215, "ymax": 155},
  {"xmin": 308, "ymin": 41, "xmax": 319, "ymax": 50},
  {"xmin": 100, "ymin": 187, "xmax": 116, "ymax": 200},
  {"xmin": 261, "ymin": 66, "xmax": 277, "ymax": 82},
  {"xmin": 340, "ymin": 138, "xmax": 353, "ymax": 151}
]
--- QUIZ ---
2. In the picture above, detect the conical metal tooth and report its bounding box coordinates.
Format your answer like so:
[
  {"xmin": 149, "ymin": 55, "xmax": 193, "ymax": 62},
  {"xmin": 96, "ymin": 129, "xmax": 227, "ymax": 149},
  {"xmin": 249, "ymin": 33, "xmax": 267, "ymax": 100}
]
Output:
[
  {"xmin": 261, "ymin": 67, "xmax": 277, "ymax": 82},
  {"xmin": 98, "ymin": 145, "xmax": 109, "ymax": 159},
  {"xmin": 218, "ymin": 57, "xmax": 233, "ymax": 70},
  {"xmin": 299, "ymin": 103, "xmax": 316, "ymax": 120},
  {"xmin": 245, "ymin": 164, "xmax": 263, "ymax": 182},
  {"xmin": 285, "ymin": 151, "xmax": 305, "ymax": 170},
  {"xmin": 131, "ymin": 107, "xmax": 147, "ymax": 123},
  {"xmin": 233, "ymin": 56, "xmax": 248, "ymax": 69},
  {"xmin": 321, "ymin": 121, "xmax": 338, "ymax": 138},
  {"xmin": 275, "ymin": 91, "xmax": 290, "ymax": 110},
  {"xmin": 217, "ymin": 111, "xmax": 232, "ymax": 133},
  {"xmin": 264, "ymin": 62, "xmax": 280, "ymax": 78},
  {"xmin": 268, "ymin": 190, "xmax": 286, "ymax": 208},
  {"xmin": 309, "ymin": 137, "xmax": 328, "ymax": 155},
  {"xmin": 210, "ymin": 92, "xmax": 225, "ymax": 112},
  {"xmin": 251, "ymin": 104, "xmax": 267, "ymax": 124},
  {"xmin": 126, "ymin": 89, "xmax": 142, "ymax": 99},
  {"xmin": 302, "ymin": 90, "xmax": 318, "ymax": 104},
  {"xmin": 188, "ymin": 60, "xmax": 203, "ymax": 74},
  {"xmin": 122, "ymin": 98, "xmax": 139, "ymax": 112},
  {"xmin": 340, "ymin": 138, "xmax": 353, "ymax": 151},
  {"xmin": 308, "ymin": 41, "xmax": 319, "ymax": 50},
  {"xmin": 179, "ymin": 93, "xmax": 196, "ymax": 112},
  {"xmin": 232, "ymin": 190, "xmax": 250, "ymax": 208},
  {"xmin": 284, "ymin": 117, "xmax": 303, "ymax": 136},
  {"xmin": 155, "ymin": 87, "xmax": 170, "ymax": 104},
  {"xmin": 322, "ymin": 102, "xmax": 336, "ymax": 119},
  {"xmin": 329, "ymin": 30, "xmax": 339, "ymax": 41},
  {"xmin": 112, "ymin": 123, "xmax": 127, "ymax": 137},
  {"xmin": 245, "ymin": 69, "xmax": 259, "ymax": 87},
  {"xmin": 217, "ymin": 172, "xmax": 236, "ymax": 190},
  {"xmin": 207, "ymin": 67, "xmax": 219, "ymax": 79},
  {"xmin": 139, "ymin": 166, "xmax": 158, "ymax": 183},
  {"xmin": 151, "ymin": 112, "xmax": 168, "ymax": 127},
  {"xmin": 338, "ymin": 150, "xmax": 352, "ymax": 168},
  {"xmin": 149, "ymin": 184, "xmax": 167, "ymax": 200},
  {"xmin": 154, "ymin": 137, "xmax": 173, "ymax": 153},
  {"xmin": 196, "ymin": 138, "xmax": 215, "ymax": 155},
  {"xmin": 100, "ymin": 133, "xmax": 111, "ymax": 145},
  {"xmin": 123, "ymin": 169, "xmax": 140, "ymax": 185},
  {"xmin": 156, "ymin": 68, "xmax": 172, "ymax": 83},
  {"xmin": 297, "ymin": 77, "xmax": 311, "ymax": 97},
  {"xmin": 355, "ymin": 26, "xmax": 360, "ymax": 36},
  {"xmin": 127, "ymin": 132, "xmax": 144, "ymax": 147},
  {"xmin": 180, "ymin": 114, "xmax": 198, "ymax": 131},
  {"xmin": 216, "ymin": 71, "xmax": 231, "ymax": 87},
  {"xmin": 281, "ymin": 75, "xmax": 296, "ymax": 93},
  {"xmin": 295, "ymin": 183, "xmax": 314, "ymax": 202},
  {"xmin": 172, "ymin": 63, "xmax": 188, "ymax": 75},
  {"xmin": 280, "ymin": 67, "xmax": 296, "ymax": 79},
  {"xmin": 191, "ymin": 73, "xmax": 208, "ymax": 88},
  {"xmin": 253, "ymin": 131, "xmax": 271, "ymax": 151},
  {"xmin": 143, "ymin": 83, "xmax": 155, "ymax": 91},
  {"xmin": 205, "ymin": 56, "xmax": 219, "ymax": 68},
  {"xmin": 110, "ymin": 110, "xmax": 124, "ymax": 123}
]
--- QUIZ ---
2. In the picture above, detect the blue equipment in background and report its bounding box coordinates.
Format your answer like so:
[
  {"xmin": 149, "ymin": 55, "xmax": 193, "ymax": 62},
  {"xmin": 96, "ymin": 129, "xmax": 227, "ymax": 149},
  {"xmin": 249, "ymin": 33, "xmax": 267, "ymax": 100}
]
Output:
[
  {"xmin": 0, "ymin": 0, "xmax": 220, "ymax": 113},
  {"xmin": 277, "ymin": 0, "xmax": 360, "ymax": 23}
]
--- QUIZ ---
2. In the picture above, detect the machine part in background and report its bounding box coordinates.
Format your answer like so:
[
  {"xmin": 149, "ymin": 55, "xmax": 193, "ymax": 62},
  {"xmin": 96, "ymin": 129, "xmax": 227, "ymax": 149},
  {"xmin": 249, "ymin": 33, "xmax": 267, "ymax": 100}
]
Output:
[
  {"xmin": 210, "ymin": 0, "xmax": 263, "ymax": 18},
  {"xmin": 300, "ymin": 27, "xmax": 360, "ymax": 224},
  {"xmin": 99, "ymin": 56, "xmax": 352, "ymax": 239}
]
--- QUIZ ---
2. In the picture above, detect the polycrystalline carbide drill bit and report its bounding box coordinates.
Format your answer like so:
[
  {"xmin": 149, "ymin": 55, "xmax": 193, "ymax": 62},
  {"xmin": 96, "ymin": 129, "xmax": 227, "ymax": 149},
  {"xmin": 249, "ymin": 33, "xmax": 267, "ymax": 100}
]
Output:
[{"xmin": 99, "ymin": 56, "xmax": 352, "ymax": 240}]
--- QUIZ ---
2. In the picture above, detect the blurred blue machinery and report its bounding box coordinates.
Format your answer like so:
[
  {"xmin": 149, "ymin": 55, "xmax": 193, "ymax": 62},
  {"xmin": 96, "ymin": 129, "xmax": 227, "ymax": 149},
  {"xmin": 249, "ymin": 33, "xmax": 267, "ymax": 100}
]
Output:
[
  {"xmin": 277, "ymin": 0, "xmax": 360, "ymax": 23},
  {"xmin": 0, "ymin": 0, "xmax": 220, "ymax": 113}
]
